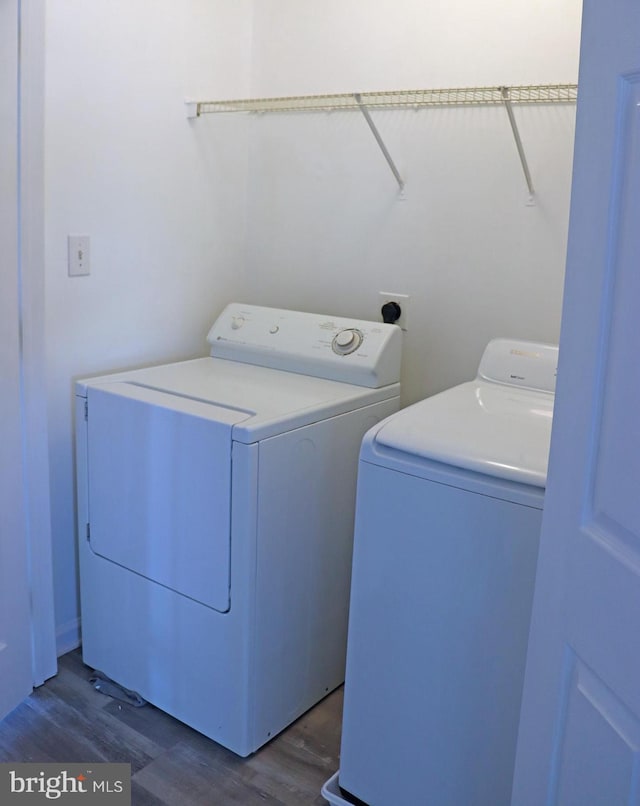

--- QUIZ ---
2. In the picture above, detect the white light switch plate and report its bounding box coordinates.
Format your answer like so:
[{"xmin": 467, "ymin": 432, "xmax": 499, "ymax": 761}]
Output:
[{"xmin": 68, "ymin": 235, "xmax": 90, "ymax": 276}]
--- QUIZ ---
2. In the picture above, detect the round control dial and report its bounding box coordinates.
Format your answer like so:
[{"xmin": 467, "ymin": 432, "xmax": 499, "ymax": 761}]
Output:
[{"xmin": 332, "ymin": 328, "xmax": 363, "ymax": 356}]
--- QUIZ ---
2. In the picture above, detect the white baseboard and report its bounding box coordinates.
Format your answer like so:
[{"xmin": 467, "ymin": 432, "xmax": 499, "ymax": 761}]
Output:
[{"xmin": 55, "ymin": 618, "xmax": 81, "ymax": 657}]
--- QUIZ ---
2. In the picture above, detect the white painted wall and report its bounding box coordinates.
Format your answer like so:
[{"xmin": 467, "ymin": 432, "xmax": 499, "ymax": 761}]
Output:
[
  {"xmin": 44, "ymin": 0, "xmax": 583, "ymax": 652},
  {"xmin": 44, "ymin": 0, "xmax": 253, "ymax": 652},
  {"xmin": 243, "ymin": 0, "xmax": 582, "ymax": 403}
]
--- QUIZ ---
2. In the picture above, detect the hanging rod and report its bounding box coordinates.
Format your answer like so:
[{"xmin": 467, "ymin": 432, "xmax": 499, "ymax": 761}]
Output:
[{"xmin": 187, "ymin": 84, "xmax": 577, "ymax": 117}]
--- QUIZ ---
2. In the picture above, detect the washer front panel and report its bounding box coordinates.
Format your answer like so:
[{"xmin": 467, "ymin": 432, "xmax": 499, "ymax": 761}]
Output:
[{"xmin": 339, "ymin": 459, "xmax": 542, "ymax": 805}]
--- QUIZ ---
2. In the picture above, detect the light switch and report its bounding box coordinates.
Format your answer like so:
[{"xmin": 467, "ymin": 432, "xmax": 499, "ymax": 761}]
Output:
[{"xmin": 68, "ymin": 235, "xmax": 90, "ymax": 276}]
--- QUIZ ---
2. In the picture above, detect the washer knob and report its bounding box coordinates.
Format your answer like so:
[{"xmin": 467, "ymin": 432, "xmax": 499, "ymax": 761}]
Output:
[
  {"xmin": 332, "ymin": 328, "xmax": 363, "ymax": 355},
  {"xmin": 231, "ymin": 316, "xmax": 245, "ymax": 330}
]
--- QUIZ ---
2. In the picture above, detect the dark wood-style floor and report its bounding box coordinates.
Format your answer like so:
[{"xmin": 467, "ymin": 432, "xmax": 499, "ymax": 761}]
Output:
[{"xmin": 0, "ymin": 650, "xmax": 343, "ymax": 805}]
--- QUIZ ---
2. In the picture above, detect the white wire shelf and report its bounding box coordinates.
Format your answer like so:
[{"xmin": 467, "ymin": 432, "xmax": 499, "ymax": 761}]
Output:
[
  {"xmin": 186, "ymin": 83, "xmax": 578, "ymax": 198},
  {"xmin": 190, "ymin": 84, "xmax": 577, "ymax": 116}
]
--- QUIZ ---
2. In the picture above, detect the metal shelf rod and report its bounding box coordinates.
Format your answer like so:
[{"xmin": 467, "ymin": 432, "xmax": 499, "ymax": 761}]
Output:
[
  {"xmin": 500, "ymin": 86, "xmax": 535, "ymax": 198},
  {"xmin": 354, "ymin": 93, "xmax": 404, "ymax": 192}
]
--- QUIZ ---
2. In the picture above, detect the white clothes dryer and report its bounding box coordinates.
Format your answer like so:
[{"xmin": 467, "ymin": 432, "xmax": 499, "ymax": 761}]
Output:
[
  {"xmin": 75, "ymin": 303, "xmax": 401, "ymax": 756},
  {"xmin": 324, "ymin": 338, "xmax": 558, "ymax": 806}
]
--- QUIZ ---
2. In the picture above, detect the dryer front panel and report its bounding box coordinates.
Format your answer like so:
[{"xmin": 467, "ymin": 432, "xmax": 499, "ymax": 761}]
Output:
[{"xmin": 85, "ymin": 382, "xmax": 243, "ymax": 612}]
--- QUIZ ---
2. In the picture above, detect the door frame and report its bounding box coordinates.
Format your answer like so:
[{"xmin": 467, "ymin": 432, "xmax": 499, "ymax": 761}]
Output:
[{"xmin": 18, "ymin": 0, "xmax": 57, "ymax": 685}]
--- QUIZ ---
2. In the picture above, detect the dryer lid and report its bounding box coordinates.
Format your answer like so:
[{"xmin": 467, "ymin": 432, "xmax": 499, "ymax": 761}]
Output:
[
  {"xmin": 374, "ymin": 380, "xmax": 554, "ymax": 487},
  {"xmin": 78, "ymin": 356, "xmax": 399, "ymax": 443}
]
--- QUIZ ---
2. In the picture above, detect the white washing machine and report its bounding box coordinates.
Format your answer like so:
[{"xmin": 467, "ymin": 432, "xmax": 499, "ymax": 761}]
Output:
[
  {"xmin": 323, "ymin": 338, "xmax": 558, "ymax": 806},
  {"xmin": 75, "ymin": 303, "xmax": 401, "ymax": 757}
]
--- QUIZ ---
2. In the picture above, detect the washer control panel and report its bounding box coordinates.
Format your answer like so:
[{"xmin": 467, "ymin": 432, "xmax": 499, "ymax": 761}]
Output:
[
  {"xmin": 478, "ymin": 338, "xmax": 559, "ymax": 393},
  {"xmin": 207, "ymin": 304, "xmax": 402, "ymax": 388}
]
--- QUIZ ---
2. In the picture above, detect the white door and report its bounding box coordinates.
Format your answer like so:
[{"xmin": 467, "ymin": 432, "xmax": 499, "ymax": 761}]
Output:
[
  {"xmin": 0, "ymin": 0, "xmax": 35, "ymax": 719},
  {"xmin": 512, "ymin": 1, "xmax": 640, "ymax": 803}
]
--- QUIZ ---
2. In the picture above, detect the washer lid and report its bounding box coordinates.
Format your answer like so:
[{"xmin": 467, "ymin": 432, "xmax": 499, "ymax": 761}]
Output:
[{"xmin": 375, "ymin": 380, "xmax": 554, "ymax": 487}]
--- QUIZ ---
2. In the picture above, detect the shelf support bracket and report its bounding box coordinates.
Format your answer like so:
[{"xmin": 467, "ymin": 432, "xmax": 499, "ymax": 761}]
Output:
[
  {"xmin": 185, "ymin": 99, "xmax": 199, "ymax": 119},
  {"xmin": 355, "ymin": 93, "xmax": 405, "ymax": 193},
  {"xmin": 500, "ymin": 87, "xmax": 535, "ymax": 200}
]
